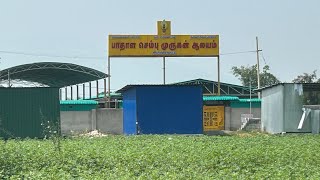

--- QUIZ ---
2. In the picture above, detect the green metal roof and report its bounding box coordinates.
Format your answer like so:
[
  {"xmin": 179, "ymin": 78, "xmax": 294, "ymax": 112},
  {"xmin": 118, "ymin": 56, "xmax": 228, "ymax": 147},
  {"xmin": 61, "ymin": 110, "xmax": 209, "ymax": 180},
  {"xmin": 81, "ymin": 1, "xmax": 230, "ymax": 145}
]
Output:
[
  {"xmin": 0, "ymin": 62, "xmax": 108, "ymax": 87},
  {"xmin": 172, "ymin": 78, "xmax": 257, "ymax": 97},
  {"xmin": 203, "ymin": 96, "xmax": 239, "ymax": 101},
  {"xmin": 83, "ymin": 92, "xmax": 122, "ymax": 100},
  {"xmin": 60, "ymin": 100, "xmax": 98, "ymax": 105},
  {"xmin": 239, "ymin": 98, "xmax": 261, "ymax": 103}
]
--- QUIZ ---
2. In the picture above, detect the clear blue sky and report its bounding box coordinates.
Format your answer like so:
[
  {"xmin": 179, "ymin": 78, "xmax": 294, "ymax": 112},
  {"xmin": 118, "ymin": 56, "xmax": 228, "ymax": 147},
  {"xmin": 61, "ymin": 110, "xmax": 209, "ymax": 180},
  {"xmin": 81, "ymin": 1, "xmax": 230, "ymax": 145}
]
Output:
[{"xmin": 1, "ymin": 0, "xmax": 319, "ymax": 91}]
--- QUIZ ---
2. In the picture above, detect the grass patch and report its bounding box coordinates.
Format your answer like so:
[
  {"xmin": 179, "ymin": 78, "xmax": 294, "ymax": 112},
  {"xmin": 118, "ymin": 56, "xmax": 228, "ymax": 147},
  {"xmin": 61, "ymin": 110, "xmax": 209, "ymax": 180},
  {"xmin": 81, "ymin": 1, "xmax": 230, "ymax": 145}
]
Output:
[{"xmin": 1, "ymin": 134, "xmax": 320, "ymax": 179}]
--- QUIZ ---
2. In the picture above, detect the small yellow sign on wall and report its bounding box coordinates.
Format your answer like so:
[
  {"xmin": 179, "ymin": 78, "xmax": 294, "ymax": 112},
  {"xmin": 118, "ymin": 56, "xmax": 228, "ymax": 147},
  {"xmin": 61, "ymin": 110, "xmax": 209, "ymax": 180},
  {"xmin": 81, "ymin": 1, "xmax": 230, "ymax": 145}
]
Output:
[{"xmin": 203, "ymin": 106, "xmax": 225, "ymax": 131}]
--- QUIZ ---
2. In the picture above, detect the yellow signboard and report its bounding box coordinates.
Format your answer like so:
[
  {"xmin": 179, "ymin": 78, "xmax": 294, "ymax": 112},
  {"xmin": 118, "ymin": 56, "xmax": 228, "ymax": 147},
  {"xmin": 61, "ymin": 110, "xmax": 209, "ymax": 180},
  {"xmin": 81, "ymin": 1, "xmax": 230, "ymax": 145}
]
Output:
[
  {"xmin": 203, "ymin": 106, "xmax": 224, "ymax": 131},
  {"xmin": 108, "ymin": 35, "xmax": 219, "ymax": 57}
]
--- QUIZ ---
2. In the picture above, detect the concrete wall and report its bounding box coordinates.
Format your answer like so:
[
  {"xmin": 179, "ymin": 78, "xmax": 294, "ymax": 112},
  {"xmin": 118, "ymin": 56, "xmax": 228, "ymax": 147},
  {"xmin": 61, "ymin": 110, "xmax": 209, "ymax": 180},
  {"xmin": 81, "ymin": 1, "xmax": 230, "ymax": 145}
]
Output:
[
  {"xmin": 61, "ymin": 111, "xmax": 93, "ymax": 135},
  {"xmin": 96, "ymin": 108, "xmax": 123, "ymax": 134},
  {"xmin": 229, "ymin": 108, "xmax": 261, "ymax": 131},
  {"xmin": 224, "ymin": 107, "xmax": 231, "ymax": 130},
  {"xmin": 60, "ymin": 108, "xmax": 123, "ymax": 135}
]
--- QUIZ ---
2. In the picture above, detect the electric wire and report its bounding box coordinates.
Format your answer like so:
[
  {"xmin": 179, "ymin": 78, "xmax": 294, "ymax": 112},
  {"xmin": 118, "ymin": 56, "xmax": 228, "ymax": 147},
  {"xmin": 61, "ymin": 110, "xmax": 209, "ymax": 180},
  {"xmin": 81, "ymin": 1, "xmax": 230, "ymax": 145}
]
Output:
[{"xmin": 0, "ymin": 49, "xmax": 258, "ymax": 59}]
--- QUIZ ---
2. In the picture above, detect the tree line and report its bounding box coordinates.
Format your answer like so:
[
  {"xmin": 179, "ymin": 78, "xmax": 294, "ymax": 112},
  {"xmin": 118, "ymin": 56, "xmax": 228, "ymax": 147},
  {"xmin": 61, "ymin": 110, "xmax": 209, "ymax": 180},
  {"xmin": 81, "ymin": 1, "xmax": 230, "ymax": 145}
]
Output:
[
  {"xmin": 231, "ymin": 65, "xmax": 320, "ymax": 87},
  {"xmin": 232, "ymin": 65, "xmax": 320, "ymax": 104}
]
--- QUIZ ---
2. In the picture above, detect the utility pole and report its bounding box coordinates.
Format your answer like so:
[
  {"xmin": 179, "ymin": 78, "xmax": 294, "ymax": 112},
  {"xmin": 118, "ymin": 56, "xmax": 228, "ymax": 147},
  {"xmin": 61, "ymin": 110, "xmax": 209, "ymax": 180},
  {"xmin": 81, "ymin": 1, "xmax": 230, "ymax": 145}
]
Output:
[
  {"xmin": 256, "ymin": 36, "xmax": 262, "ymax": 98},
  {"xmin": 0, "ymin": 58, "xmax": 2, "ymax": 86},
  {"xmin": 249, "ymin": 78, "xmax": 252, "ymax": 114}
]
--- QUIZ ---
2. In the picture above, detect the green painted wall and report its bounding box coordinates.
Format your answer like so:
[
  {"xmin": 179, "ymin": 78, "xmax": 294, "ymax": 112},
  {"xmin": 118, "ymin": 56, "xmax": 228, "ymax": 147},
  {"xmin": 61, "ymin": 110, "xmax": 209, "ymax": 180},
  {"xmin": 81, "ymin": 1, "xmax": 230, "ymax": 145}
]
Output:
[
  {"xmin": 60, "ymin": 104, "xmax": 97, "ymax": 111},
  {"xmin": 230, "ymin": 102, "xmax": 261, "ymax": 108},
  {"xmin": 0, "ymin": 88, "xmax": 60, "ymax": 139}
]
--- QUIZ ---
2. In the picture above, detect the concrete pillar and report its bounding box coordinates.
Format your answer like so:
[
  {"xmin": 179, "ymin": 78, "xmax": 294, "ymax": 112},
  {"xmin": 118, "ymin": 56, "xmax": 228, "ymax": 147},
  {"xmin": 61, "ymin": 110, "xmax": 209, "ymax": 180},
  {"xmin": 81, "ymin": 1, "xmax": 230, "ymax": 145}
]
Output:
[
  {"xmin": 224, "ymin": 107, "xmax": 231, "ymax": 131},
  {"xmin": 91, "ymin": 109, "xmax": 97, "ymax": 131},
  {"xmin": 311, "ymin": 110, "xmax": 320, "ymax": 134}
]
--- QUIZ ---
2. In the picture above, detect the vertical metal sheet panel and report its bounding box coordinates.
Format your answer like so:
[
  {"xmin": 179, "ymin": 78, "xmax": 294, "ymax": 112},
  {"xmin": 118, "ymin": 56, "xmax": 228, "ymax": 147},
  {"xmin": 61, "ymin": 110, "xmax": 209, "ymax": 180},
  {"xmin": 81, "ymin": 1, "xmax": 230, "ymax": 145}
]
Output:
[
  {"xmin": 0, "ymin": 87, "xmax": 60, "ymax": 139},
  {"xmin": 136, "ymin": 86, "xmax": 203, "ymax": 134},
  {"xmin": 283, "ymin": 84, "xmax": 311, "ymax": 132},
  {"xmin": 261, "ymin": 84, "xmax": 284, "ymax": 133},
  {"xmin": 122, "ymin": 88, "xmax": 137, "ymax": 135}
]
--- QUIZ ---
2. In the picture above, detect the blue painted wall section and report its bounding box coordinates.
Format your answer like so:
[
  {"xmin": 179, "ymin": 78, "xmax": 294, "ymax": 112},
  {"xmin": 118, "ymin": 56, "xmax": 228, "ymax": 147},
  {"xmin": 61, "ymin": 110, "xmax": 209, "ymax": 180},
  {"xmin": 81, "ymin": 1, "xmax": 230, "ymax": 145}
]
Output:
[
  {"xmin": 122, "ymin": 88, "xmax": 137, "ymax": 135},
  {"xmin": 122, "ymin": 85, "xmax": 203, "ymax": 134}
]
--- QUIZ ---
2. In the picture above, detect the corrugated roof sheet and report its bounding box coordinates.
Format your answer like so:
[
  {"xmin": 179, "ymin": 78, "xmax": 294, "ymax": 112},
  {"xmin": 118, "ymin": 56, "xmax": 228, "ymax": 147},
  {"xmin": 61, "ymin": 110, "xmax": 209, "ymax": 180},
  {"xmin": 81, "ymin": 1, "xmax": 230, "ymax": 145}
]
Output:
[
  {"xmin": 116, "ymin": 84, "xmax": 201, "ymax": 93},
  {"xmin": 173, "ymin": 78, "xmax": 253, "ymax": 89},
  {"xmin": 83, "ymin": 92, "xmax": 122, "ymax": 99},
  {"xmin": 0, "ymin": 62, "xmax": 107, "ymax": 87},
  {"xmin": 60, "ymin": 100, "xmax": 98, "ymax": 105},
  {"xmin": 256, "ymin": 83, "xmax": 320, "ymax": 92},
  {"xmin": 239, "ymin": 98, "xmax": 261, "ymax": 102},
  {"xmin": 203, "ymin": 96, "xmax": 239, "ymax": 101}
]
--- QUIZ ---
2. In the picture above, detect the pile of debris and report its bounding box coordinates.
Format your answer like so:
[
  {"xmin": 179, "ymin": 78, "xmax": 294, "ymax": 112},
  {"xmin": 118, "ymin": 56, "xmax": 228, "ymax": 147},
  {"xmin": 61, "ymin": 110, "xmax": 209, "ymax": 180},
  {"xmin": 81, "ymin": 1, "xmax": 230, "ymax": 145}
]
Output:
[{"xmin": 79, "ymin": 130, "xmax": 107, "ymax": 138}]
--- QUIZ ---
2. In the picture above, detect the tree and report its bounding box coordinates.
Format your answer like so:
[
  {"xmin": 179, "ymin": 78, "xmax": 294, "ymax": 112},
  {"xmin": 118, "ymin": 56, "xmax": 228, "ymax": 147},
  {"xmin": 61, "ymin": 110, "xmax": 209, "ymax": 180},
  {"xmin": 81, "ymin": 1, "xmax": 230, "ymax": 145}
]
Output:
[
  {"xmin": 292, "ymin": 70, "xmax": 320, "ymax": 83},
  {"xmin": 231, "ymin": 64, "xmax": 280, "ymax": 87},
  {"xmin": 292, "ymin": 70, "xmax": 320, "ymax": 105}
]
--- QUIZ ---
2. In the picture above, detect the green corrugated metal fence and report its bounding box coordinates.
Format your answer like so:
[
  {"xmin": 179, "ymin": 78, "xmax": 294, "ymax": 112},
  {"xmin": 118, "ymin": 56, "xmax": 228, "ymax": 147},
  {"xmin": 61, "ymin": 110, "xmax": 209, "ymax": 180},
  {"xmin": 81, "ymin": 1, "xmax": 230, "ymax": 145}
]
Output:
[{"xmin": 0, "ymin": 87, "xmax": 60, "ymax": 139}]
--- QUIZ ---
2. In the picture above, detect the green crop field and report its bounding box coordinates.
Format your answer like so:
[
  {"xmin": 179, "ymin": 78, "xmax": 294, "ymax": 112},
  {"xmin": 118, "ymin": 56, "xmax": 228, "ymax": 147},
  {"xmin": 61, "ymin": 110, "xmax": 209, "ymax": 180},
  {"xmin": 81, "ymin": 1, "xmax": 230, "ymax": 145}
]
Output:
[{"xmin": 1, "ymin": 133, "xmax": 320, "ymax": 179}]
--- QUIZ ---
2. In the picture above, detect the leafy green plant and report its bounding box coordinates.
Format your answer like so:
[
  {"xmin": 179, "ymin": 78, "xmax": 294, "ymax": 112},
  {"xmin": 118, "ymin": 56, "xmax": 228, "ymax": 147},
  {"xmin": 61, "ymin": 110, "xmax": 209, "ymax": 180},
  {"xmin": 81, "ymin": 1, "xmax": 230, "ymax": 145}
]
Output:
[
  {"xmin": 41, "ymin": 119, "xmax": 61, "ymax": 152},
  {"xmin": 1, "ymin": 134, "xmax": 320, "ymax": 179}
]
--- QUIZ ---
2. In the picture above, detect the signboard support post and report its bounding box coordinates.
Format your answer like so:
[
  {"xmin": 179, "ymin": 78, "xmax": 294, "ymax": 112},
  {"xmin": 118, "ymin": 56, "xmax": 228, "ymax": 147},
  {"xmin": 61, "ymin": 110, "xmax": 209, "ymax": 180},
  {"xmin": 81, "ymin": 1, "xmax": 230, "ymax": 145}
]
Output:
[
  {"xmin": 163, "ymin": 57, "xmax": 166, "ymax": 84},
  {"xmin": 217, "ymin": 56, "xmax": 221, "ymax": 95},
  {"xmin": 108, "ymin": 56, "xmax": 111, "ymax": 108}
]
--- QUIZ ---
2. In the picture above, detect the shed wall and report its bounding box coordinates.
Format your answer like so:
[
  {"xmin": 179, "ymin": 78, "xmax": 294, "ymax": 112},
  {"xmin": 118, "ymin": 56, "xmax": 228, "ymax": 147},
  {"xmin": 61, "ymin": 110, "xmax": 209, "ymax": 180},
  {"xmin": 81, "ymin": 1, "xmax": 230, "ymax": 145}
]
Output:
[
  {"xmin": 123, "ymin": 88, "xmax": 137, "ymax": 135},
  {"xmin": 261, "ymin": 85, "xmax": 284, "ymax": 133},
  {"xmin": 283, "ymin": 84, "xmax": 311, "ymax": 132},
  {"xmin": 0, "ymin": 88, "xmax": 60, "ymax": 139},
  {"xmin": 136, "ymin": 86, "xmax": 203, "ymax": 134}
]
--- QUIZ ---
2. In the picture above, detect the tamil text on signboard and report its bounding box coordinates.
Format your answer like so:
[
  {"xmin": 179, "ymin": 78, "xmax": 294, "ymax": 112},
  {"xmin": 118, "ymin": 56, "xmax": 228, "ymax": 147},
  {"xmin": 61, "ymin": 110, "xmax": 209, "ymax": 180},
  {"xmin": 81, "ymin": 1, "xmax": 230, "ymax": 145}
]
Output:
[{"xmin": 109, "ymin": 35, "xmax": 219, "ymax": 57}]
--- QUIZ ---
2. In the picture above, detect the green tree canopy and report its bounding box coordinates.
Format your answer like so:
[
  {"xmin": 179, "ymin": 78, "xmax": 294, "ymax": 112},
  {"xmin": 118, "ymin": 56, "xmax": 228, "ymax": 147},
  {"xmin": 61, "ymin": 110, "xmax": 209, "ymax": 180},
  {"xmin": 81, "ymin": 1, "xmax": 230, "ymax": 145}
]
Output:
[
  {"xmin": 292, "ymin": 70, "xmax": 320, "ymax": 105},
  {"xmin": 292, "ymin": 70, "xmax": 320, "ymax": 83},
  {"xmin": 231, "ymin": 64, "xmax": 280, "ymax": 87}
]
